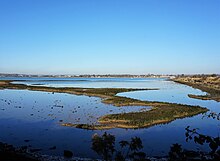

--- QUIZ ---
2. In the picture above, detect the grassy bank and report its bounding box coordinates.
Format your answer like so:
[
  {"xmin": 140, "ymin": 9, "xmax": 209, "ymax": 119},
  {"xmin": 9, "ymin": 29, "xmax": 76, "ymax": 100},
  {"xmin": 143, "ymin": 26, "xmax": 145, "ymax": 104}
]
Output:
[
  {"xmin": 172, "ymin": 75, "xmax": 220, "ymax": 102},
  {"xmin": 0, "ymin": 80, "xmax": 208, "ymax": 129}
]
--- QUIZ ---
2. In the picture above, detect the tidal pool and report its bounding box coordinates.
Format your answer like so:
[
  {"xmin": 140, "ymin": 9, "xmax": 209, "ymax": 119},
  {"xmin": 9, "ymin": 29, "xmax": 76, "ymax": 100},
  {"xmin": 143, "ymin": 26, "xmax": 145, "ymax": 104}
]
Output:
[{"xmin": 0, "ymin": 78, "xmax": 219, "ymax": 158}]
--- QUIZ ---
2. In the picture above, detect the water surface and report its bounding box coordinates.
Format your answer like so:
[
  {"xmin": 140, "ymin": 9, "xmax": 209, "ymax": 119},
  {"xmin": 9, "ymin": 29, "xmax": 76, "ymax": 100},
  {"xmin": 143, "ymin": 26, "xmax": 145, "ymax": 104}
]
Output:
[{"xmin": 0, "ymin": 77, "xmax": 219, "ymax": 158}]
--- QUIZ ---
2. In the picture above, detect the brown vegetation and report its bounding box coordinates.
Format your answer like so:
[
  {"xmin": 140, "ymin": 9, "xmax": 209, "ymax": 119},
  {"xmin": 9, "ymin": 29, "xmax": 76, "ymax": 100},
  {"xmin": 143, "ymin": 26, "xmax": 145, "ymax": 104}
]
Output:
[{"xmin": 173, "ymin": 75, "xmax": 220, "ymax": 102}]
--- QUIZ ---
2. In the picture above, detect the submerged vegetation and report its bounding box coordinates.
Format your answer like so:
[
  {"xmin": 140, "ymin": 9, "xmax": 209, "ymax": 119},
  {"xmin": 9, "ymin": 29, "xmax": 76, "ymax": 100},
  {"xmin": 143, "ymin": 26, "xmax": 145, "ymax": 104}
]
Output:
[{"xmin": 173, "ymin": 75, "xmax": 220, "ymax": 102}]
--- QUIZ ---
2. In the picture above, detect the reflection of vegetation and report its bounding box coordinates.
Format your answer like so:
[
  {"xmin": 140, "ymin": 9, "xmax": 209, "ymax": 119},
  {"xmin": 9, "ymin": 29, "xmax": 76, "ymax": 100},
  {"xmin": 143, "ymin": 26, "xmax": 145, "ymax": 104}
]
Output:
[
  {"xmin": 91, "ymin": 112, "xmax": 220, "ymax": 160},
  {"xmin": 91, "ymin": 128, "xmax": 220, "ymax": 161},
  {"xmin": 173, "ymin": 75, "xmax": 220, "ymax": 102},
  {"xmin": 92, "ymin": 132, "xmax": 115, "ymax": 160},
  {"xmin": 1, "ymin": 112, "xmax": 219, "ymax": 160},
  {"xmin": 91, "ymin": 129, "xmax": 220, "ymax": 161},
  {"xmin": 185, "ymin": 126, "xmax": 220, "ymax": 159},
  {"xmin": 92, "ymin": 132, "xmax": 148, "ymax": 161},
  {"xmin": 168, "ymin": 143, "xmax": 185, "ymax": 161},
  {"xmin": 0, "ymin": 80, "xmax": 208, "ymax": 129},
  {"xmin": 168, "ymin": 127, "xmax": 220, "ymax": 161},
  {"xmin": 168, "ymin": 111, "xmax": 220, "ymax": 161}
]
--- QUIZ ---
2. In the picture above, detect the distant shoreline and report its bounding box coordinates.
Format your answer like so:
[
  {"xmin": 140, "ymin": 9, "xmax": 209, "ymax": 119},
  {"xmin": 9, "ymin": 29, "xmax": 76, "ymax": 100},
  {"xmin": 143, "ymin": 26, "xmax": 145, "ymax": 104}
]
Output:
[
  {"xmin": 1, "ymin": 73, "xmax": 219, "ymax": 79},
  {"xmin": 0, "ymin": 75, "xmax": 171, "ymax": 79},
  {"xmin": 172, "ymin": 75, "xmax": 220, "ymax": 102}
]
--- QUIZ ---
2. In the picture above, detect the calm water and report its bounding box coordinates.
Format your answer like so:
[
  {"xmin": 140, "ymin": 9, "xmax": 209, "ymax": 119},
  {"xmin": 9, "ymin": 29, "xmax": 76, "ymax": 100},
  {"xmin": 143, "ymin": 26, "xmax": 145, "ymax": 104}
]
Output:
[
  {"xmin": 0, "ymin": 77, "xmax": 219, "ymax": 158},
  {"xmin": 11, "ymin": 77, "xmax": 165, "ymax": 88}
]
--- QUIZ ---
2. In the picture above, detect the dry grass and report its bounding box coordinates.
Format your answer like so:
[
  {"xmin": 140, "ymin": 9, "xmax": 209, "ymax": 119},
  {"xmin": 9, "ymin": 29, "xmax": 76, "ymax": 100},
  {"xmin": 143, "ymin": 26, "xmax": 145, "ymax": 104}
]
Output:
[{"xmin": 173, "ymin": 75, "xmax": 220, "ymax": 102}]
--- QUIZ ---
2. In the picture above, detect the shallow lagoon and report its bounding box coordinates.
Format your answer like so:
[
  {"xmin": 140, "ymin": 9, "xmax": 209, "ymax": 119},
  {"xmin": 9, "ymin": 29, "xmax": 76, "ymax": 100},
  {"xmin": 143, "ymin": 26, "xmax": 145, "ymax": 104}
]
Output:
[{"xmin": 0, "ymin": 78, "xmax": 219, "ymax": 158}]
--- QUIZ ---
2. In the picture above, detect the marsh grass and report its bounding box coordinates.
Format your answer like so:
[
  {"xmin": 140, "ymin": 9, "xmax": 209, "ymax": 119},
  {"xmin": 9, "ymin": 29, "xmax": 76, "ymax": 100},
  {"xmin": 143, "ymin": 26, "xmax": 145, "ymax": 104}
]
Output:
[{"xmin": 0, "ymin": 80, "xmax": 208, "ymax": 129}]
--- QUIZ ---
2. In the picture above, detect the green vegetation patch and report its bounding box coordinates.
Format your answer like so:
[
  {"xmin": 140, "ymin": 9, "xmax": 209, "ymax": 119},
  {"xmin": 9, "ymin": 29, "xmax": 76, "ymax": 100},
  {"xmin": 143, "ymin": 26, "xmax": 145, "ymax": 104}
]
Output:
[{"xmin": 98, "ymin": 104, "xmax": 208, "ymax": 129}]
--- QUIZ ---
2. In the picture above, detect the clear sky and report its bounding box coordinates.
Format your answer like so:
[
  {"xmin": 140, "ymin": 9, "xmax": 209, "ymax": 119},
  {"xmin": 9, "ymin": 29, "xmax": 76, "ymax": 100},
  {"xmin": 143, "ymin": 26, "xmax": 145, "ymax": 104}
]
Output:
[{"xmin": 0, "ymin": 0, "xmax": 219, "ymax": 75}]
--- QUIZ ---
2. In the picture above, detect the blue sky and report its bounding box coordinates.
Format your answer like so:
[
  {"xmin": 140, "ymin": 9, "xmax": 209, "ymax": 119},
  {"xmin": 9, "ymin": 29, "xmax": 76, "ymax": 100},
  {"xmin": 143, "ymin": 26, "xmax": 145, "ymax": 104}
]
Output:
[{"xmin": 0, "ymin": 0, "xmax": 219, "ymax": 75}]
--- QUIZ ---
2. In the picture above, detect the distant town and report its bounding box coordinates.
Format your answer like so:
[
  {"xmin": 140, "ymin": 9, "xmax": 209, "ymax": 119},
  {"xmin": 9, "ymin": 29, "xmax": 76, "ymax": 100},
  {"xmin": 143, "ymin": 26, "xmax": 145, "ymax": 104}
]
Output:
[
  {"xmin": 0, "ymin": 73, "xmax": 218, "ymax": 79},
  {"xmin": 0, "ymin": 73, "xmax": 178, "ymax": 78}
]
